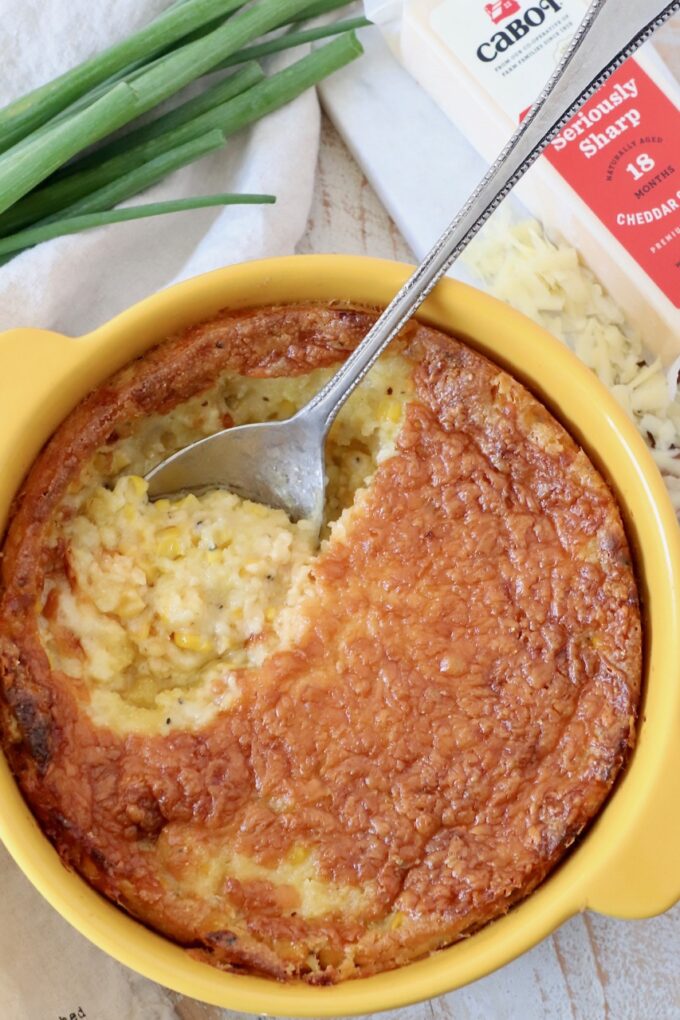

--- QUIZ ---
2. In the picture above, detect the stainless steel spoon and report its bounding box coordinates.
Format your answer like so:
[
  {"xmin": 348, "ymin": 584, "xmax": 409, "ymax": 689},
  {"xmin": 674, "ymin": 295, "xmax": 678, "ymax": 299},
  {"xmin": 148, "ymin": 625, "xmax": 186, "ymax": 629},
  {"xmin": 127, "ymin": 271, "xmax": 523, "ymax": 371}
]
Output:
[{"xmin": 147, "ymin": 0, "xmax": 679, "ymax": 535}]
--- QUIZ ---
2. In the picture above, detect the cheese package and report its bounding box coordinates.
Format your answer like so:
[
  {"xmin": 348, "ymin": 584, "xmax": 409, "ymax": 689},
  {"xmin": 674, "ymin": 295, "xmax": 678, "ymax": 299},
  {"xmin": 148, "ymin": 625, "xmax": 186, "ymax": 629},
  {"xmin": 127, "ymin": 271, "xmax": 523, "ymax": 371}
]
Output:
[{"xmin": 392, "ymin": 0, "xmax": 680, "ymax": 364}]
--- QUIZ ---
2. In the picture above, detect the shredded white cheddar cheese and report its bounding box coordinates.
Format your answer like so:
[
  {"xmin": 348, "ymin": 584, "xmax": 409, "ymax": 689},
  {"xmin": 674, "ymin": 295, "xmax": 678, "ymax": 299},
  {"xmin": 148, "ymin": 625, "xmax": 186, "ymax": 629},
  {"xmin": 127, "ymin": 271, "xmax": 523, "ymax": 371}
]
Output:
[{"xmin": 464, "ymin": 214, "xmax": 680, "ymax": 514}]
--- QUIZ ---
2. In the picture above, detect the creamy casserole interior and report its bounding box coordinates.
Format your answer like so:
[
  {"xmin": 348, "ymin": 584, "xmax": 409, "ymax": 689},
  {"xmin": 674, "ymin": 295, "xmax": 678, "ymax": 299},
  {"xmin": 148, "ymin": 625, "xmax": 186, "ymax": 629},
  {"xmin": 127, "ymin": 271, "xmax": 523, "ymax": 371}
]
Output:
[
  {"xmin": 41, "ymin": 356, "xmax": 413, "ymax": 735},
  {"xmin": 0, "ymin": 304, "xmax": 641, "ymax": 984}
]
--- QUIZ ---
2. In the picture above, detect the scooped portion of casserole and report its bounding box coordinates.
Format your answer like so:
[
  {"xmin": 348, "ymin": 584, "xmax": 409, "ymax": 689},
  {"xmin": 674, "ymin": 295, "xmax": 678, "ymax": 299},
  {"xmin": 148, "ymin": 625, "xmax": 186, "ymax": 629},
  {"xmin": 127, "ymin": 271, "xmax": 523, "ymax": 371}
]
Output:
[{"xmin": 0, "ymin": 304, "xmax": 641, "ymax": 983}]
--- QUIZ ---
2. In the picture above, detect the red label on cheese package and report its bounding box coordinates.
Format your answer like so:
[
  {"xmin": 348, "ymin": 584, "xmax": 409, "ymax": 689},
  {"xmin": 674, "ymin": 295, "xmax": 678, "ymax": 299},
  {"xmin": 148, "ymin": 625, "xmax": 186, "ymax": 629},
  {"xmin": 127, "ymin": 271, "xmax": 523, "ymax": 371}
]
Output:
[{"xmin": 545, "ymin": 59, "xmax": 680, "ymax": 308}]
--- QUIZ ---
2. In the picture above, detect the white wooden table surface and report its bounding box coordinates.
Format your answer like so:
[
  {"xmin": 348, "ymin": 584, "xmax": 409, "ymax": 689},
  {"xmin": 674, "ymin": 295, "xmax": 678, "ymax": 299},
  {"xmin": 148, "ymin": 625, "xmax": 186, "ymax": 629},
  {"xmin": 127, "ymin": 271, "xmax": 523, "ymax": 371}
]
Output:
[{"xmin": 166, "ymin": 114, "xmax": 680, "ymax": 1020}]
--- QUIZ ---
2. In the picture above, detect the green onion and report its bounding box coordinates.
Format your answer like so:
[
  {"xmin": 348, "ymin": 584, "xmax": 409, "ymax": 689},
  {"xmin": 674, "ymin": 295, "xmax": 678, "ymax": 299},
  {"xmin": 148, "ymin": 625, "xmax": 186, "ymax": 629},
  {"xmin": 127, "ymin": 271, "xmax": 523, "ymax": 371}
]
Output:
[
  {"xmin": 58, "ymin": 15, "xmax": 367, "ymax": 177},
  {"xmin": 43, "ymin": 1, "xmax": 350, "ymax": 136},
  {"xmin": 50, "ymin": 11, "xmax": 366, "ymax": 183},
  {"xmin": 37, "ymin": 4, "xmax": 358, "ymax": 148},
  {"xmin": 0, "ymin": 33, "xmax": 363, "ymax": 234},
  {"xmin": 161, "ymin": 10, "xmax": 237, "ymax": 49},
  {"xmin": 0, "ymin": 2, "xmax": 363, "ymax": 260},
  {"xmin": 0, "ymin": 0, "xmax": 247, "ymax": 154},
  {"xmin": 167, "ymin": 0, "xmax": 357, "ymax": 54},
  {"xmin": 52, "ymin": 61, "xmax": 264, "ymax": 183},
  {"xmin": 0, "ymin": 133, "xmax": 227, "ymax": 262},
  {"xmin": 215, "ymin": 16, "xmax": 371, "ymax": 71},
  {"xmin": 136, "ymin": 0, "xmax": 356, "ymax": 73},
  {"xmin": 50, "ymin": 131, "xmax": 228, "ymax": 222},
  {"xmin": 124, "ymin": 0, "xmax": 316, "ymax": 113},
  {"xmin": 0, "ymin": 84, "xmax": 142, "ymax": 218},
  {"xmin": 291, "ymin": 0, "xmax": 356, "ymax": 22},
  {"xmin": 0, "ymin": 193, "xmax": 276, "ymax": 257},
  {"xmin": 0, "ymin": 0, "xmax": 315, "ymax": 217}
]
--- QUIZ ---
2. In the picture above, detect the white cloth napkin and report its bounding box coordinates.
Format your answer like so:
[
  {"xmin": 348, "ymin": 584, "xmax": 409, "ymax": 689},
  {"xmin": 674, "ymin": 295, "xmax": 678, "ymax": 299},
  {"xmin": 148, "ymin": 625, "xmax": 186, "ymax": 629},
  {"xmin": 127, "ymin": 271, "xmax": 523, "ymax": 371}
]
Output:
[
  {"xmin": 0, "ymin": 0, "xmax": 320, "ymax": 338},
  {"xmin": 0, "ymin": 1, "xmax": 320, "ymax": 1017}
]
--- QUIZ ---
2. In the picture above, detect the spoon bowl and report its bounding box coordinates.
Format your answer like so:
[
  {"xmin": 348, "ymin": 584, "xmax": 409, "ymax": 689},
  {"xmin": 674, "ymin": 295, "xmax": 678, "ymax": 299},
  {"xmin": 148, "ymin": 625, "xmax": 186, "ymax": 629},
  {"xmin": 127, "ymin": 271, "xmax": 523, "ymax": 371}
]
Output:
[{"xmin": 146, "ymin": 410, "xmax": 327, "ymax": 533}]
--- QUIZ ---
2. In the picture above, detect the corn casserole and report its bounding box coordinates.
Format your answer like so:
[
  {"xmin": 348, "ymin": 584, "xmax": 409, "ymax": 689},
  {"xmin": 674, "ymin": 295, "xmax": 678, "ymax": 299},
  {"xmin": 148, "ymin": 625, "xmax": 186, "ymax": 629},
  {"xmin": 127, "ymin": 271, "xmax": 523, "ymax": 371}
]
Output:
[{"xmin": 0, "ymin": 304, "xmax": 641, "ymax": 983}]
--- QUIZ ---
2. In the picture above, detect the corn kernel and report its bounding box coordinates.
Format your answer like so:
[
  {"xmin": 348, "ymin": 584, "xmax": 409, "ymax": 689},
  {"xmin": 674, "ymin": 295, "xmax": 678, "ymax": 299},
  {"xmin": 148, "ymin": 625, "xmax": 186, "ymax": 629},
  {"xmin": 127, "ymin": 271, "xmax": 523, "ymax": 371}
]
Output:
[
  {"xmin": 178, "ymin": 493, "xmax": 199, "ymax": 510},
  {"xmin": 379, "ymin": 399, "xmax": 402, "ymax": 424},
  {"xmin": 389, "ymin": 911, "xmax": 405, "ymax": 930},
  {"xmin": 157, "ymin": 527, "xmax": 183, "ymax": 559},
  {"xmin": 110, "ymin": 451, "xmax": 131, "ymax": 475},
  {"xmin": 173, "ymin": 631, "xmax": 213, "ymax": 653},
  {"xmin": 127, "ymin": 475, "xmax": 147, "ymax": 498},
  {"xmin": 205, "ymin": 549, "xmax": 222, "ymax": 564},
  {"xmin": 116, "ymin": 591, "xmax": 146, "ymax": 619},
  {"xmin": 278, "ymin": 399, "xmax": 297, "ymax": 418},
  {"xmin": 122, "ymin": 504, "xmax": 137, "ymax": 522},
  {"xmin": 265, "ymin": 607, "xmax": 276, "ymax": 622},
  {"xmin": 86, "ymin": 491, "xmax": 106, "ymax": 517},
  {"xmin": 154, "ymin": 499, "xmax": 171, "ymax": 513}
]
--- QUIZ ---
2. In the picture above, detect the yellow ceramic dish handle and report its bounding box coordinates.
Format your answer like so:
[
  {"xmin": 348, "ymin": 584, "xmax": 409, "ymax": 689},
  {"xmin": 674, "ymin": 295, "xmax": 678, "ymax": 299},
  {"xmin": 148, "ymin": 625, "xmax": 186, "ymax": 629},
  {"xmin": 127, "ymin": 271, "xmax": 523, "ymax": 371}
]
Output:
[
  {"xmin": 0, "ymin": 322, "xmax": 150, "ymax": 527},
  {"xmin": 589, "ymin": 780, "xmax": 680, "ymax": 919},
  {"xmin": 0, "ymin": 328, "xmax": 87, "ymax": 527}
]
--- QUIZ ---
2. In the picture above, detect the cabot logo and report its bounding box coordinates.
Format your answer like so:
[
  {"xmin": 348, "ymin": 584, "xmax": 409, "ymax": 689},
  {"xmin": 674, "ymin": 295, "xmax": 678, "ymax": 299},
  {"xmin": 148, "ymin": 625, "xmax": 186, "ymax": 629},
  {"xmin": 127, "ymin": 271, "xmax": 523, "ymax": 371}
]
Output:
[
  {"xmin": 477, "ymin": 0, "xmax": 562, "ymax": 62},
  {"xmin": 484, "ymin": 0, "xmax": 521, "ymax": 25}
]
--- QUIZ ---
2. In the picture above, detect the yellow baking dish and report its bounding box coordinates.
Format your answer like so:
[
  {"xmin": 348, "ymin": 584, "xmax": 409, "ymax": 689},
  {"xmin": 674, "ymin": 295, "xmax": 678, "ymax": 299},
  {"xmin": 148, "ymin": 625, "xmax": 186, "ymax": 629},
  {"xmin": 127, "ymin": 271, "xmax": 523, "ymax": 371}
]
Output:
[{"xmin": 0, "ymin": 255, "xmax": 678, "ymax": 1016}]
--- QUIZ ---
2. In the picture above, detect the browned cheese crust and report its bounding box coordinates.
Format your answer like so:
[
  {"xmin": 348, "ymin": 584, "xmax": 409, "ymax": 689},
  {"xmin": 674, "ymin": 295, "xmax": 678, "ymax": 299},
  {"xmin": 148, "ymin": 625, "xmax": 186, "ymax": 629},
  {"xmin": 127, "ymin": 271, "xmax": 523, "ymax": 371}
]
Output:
[{"xmin": 0, "ymin": 304, "xmax": 641, "ymax": 983}]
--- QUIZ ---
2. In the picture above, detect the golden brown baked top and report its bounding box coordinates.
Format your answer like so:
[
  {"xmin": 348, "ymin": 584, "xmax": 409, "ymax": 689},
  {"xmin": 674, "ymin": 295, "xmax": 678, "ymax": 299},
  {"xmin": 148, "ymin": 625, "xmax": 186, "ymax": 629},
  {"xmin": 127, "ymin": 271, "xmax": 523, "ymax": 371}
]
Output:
[{"xmin": 0, "ymin": 304, "xmax": 641, "ymax": 983}]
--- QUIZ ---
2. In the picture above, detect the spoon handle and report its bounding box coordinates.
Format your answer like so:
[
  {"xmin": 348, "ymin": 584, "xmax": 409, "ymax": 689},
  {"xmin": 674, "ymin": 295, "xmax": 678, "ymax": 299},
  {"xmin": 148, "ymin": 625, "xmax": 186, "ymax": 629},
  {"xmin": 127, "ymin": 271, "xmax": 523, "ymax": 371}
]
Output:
[{"xmin": 300, "ymin": 0, "xmax": 679, "ymax": 434}]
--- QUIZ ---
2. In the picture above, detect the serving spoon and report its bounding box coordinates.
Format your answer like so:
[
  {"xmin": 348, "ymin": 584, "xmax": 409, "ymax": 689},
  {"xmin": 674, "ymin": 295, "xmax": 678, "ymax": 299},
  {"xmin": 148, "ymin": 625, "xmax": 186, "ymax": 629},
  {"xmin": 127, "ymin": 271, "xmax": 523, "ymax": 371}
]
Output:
[{"xmin": 147, "ymin": 0, "xmax": 679, "ymax": 535}]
